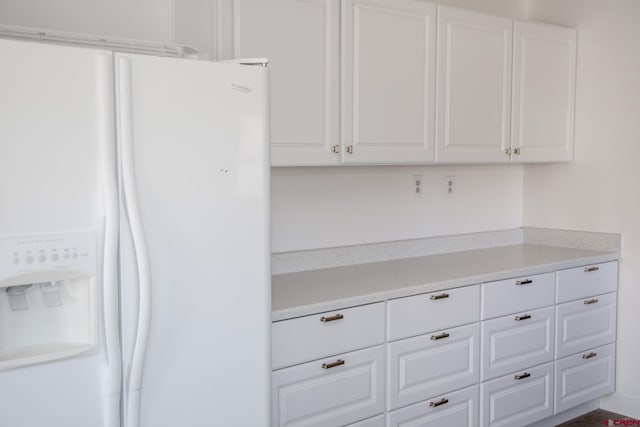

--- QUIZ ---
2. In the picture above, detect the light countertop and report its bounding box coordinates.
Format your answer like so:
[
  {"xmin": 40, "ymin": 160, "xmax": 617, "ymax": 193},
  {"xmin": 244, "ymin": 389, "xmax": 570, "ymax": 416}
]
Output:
[{"xmin": 272, "ymin": 244, "xmax": 618, "ymax": 321}]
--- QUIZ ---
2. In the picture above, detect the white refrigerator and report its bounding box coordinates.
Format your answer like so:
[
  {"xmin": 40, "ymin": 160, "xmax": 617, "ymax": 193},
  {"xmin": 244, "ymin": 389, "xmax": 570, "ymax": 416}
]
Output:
[{"xmin": 0, "ymin": 38, "xmax": 270, "ymax": 427}]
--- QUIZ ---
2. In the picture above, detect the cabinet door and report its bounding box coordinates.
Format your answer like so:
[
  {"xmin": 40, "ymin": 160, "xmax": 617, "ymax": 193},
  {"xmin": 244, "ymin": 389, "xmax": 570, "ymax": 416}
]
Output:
[
  {"xmin": 231, "ymin": 0, "xmax": 341, "ymax": 165},
  {"xmin": 480, "ymin": 362, "xmax": 554, "ymax": 427},
  {"xmin": 555, "ymin": 344, "xmax": 616, "ymax": 414},
  {"xmin": 435, "ymin": 6, "xmax": 513, "ymax": 163},
  {"xmin": 512, "ymin": 21, "xmax": 577, "ymax": 162},
  {"xmin": 387, "ymin": 323, "xmax": 479, "ymax": 410},
  {"xmin": 387, "ymin": 385, "xmax": 479, "ymax": 427},
  {"xmin": 481, "ymin": 306, "xmax": 555, "ymax": 381},
  {"xmin": 342, "ymin": 0, "xmax": 436, "ymax": 164},
  {"xmin": 555, "ymin": 292, "xmax": 616, "ymax": 358},
  {"xmin": 272, "ymin": 346, "xmax": 385, "ymax": 426}
]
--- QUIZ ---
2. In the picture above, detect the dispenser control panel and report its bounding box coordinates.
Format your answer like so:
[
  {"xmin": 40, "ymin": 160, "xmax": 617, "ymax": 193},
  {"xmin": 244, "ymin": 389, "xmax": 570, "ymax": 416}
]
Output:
[{"xmin": 0, "ymin": 232, "xmax": 97, "ymax": 279}]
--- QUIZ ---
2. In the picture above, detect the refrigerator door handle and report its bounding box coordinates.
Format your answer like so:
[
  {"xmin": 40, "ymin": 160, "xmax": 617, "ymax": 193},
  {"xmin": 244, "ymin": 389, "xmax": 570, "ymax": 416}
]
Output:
[
  {"xmin": 116, "ymin": 55, "xmax": 152, "ymax": 427},
  {"xmin": 98, "ymin": 51, "xmax": 122, "ymax": 427}
]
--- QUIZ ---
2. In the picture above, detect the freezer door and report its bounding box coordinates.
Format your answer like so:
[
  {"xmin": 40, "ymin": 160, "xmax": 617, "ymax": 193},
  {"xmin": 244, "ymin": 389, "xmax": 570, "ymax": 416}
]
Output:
[
  {"xmin": 115, "ymin": 53, "xmax": 270, "ymax": 427},
  {"xmin": 0, "ymin": 39, "xmax": 117, "ymax": 427}
]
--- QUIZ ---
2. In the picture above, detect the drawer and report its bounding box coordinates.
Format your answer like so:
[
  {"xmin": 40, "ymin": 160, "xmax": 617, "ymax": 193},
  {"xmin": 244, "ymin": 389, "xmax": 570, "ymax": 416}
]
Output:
[
  {"xmin": 346, "ymin": 414, "xmax": 385, "ymax": 427},
  {"xmin": 481, "ymin": 272, "xmax": 555, "ymax": 320},
  {"xmin": 271, "ymin": 345, "xmax": 385, "ymax": 427},
  {"xmin": 555, "ymin": 343, "xmax": 616, "ymax": 414},
  {"xmin": 387, "ymin": 323, "xmax": 480, "ymax": 410},
  {"xmin": 272, "ymin": 302, "xmax": 385, "ymax": 369},
  {"xmin": 556, "ymin": 292, "xmax": 616, "ymax": 358},
  {"xmin": 481, "ymin": 306, "xmax": 554, "ymax": 381},
  {"xmin": 556, "ymin": 261, "xmax": 618, "ymax": 303},
  {"xmin": 387, "ymin": 285, "xmax": 480, "ymax": 341},
  {"xmin": 480, "ymin": 362, "xmax": 554, "ymax": 427},
  {"xmin": 387, "ymin": 385, "xmax": 479, "ymax": 427}
]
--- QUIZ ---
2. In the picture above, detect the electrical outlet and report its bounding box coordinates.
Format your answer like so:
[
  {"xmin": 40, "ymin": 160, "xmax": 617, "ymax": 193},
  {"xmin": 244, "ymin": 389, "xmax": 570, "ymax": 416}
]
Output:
[
  {"xmin": 445, "ymin": 175, "xmax": 455, "ymax": 198},
  {"xmin": 413, "ymin": 174, "xmax": 423, "ymax": 198}
]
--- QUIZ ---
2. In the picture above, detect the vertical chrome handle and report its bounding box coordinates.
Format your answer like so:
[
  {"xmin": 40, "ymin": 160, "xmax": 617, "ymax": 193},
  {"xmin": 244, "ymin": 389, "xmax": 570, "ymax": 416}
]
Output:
[
  {"xmin": 429, "ymin": 398, "xmax": 449, "ymax": 407},
  {"xmin": 431, "ymin": 332, "xmax": 450, "ymax": 341},
  {"xmin": 584, "ymin": 266, "xmax": 600, "ymax": 272},
  {"xmin": 514, "ymin": 372, "xmax": 531, "ymax": 380},
  {"xmin": 430, "ymin": 293, "xmax": 450, "ymax": 300},
  {"xmin": 322, "ymin": 359, "xmax": 345, "ymax": 369},
  {"xmin": 515, "ymin": 279, "xmax": 533, "ymax": 286},
  {"xmin": 320, "ymin": 314, "xmax": 344, "ymax": 323}
]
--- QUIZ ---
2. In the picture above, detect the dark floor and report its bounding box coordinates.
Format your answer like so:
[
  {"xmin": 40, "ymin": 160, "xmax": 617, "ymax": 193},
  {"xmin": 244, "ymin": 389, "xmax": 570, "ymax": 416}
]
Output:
[{"xmin": 557, "ymin": 409, "xmax": 636, "ymax": 426}]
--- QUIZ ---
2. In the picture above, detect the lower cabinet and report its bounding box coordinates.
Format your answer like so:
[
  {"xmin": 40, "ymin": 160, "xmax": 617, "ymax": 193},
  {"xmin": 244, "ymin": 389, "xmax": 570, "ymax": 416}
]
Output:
[
  {"xmin": 480, "ymin": 362, "xmax": 554, "ymax": 427},
  {"xmin": 271, "ymin": 345, "xmax": 385, "ymax": 427},
  {"xmin": 554, "ymin": 343, "xmax": 616, "ymax": 414},
  {"xmin": 387, "ymin": 385, "xmax": 479, "ymax": 427}
]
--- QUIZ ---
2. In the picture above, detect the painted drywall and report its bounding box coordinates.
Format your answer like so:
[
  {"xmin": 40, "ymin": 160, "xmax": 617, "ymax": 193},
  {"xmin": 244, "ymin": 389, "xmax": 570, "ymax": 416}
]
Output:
[
  {"xmin": 272, "ymin": 165, "xmax": 524, "ymax": 252},
  {"xmin": 524, "ymin": 0, "xmax": 640, "ymax": 418}
]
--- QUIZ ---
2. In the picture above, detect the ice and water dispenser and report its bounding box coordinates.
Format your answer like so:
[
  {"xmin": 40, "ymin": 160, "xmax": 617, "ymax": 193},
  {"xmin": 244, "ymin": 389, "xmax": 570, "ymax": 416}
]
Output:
[{"xmin": 0, "ymin": 232, "xmax": 97, "ymax": 369}]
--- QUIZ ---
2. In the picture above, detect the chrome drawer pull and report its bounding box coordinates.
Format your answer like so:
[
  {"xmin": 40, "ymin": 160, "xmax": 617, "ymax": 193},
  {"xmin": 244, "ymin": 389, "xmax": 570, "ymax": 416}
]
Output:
[
  {"xmin": 515, "ymin": 314, "xmax": 532, "ymax": 321},
  {"xmin": 431, "ymin": 332, "xmax": 450, "ymax": 341},
  {"xmin": 320, "ymin": 313, "xmax": 344, "ymax": 323},
  {"xmin": 584, "ymin": 266, "xmax": 600, "ymax": 273},
  {"xmin": 430, "ymin": 293, "xmax": 450, "ymax": 300},
  {"xmin": 514, "ymin": 372, "xmax": 531, "ymax": 380},
  {"xmin": 584, "ymin": 298, "xmax": 599, "ymax": 305},
  {"xmin": 429, "ymin": 398, "xmax": 449, "ymax": 408},
  {"xmin": 322, "ymin": 359, "xmax": 345, "ymax": 369},
  {"xmin": 583, "ymin": 352, "xmax": 597, "ymax": 360},
  {"xmin": 516, "ymin": 279, "xmax": 533, "ymax": 286}
]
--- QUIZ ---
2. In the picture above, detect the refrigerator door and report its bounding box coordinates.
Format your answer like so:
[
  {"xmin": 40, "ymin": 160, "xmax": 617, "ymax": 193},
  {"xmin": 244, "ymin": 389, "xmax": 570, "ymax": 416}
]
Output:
[
  {"xmin": 115, "ymin": 53, "xmax": 270, "ymax": 427},
  {"xmin": 0, "ymin": 39, "xmax": 118, "ymax": 427}
]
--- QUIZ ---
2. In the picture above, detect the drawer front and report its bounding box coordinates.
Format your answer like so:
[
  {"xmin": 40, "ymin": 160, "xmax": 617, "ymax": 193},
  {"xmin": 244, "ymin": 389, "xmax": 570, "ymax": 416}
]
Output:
[
  {"xmin": 387, "ymin": 385, "xmax": 479, "ymax": 427},
  {"xmin": 556, "ymin": 261, "xmax": 618, "ymax": 303},
  {"xmin": 388, "ymin": 323, "xmax": 480, "ymax": 410},
  {"xmin": 272, "ymin": 346, "xmax": 385, "ymax": 427},
  {"xmin": 387, "ymin": 285, "xmax": 480, "ymax": 341},
  {"xmin": 272, "ymin": 302, "xmax": 385, "ymax": 369},
  {"xmin": 480, "ymin": 362, "xmax": 554, "ymax": 427},
  {"xmin": 347, "ymin": 414, "xmax": 385, "ymax": 427},
  {"xmin": 555, "ymin": 292, "xmax": 616, "ymax": 358},
  {"xmin": 481, "ymin": 306, "xmax": 555, "ymax": 381},
  {"xmin": 555, "ymin": 343, "xmax": 616, "ymax": 414},
  {"xmin": 481, "ymin": 273, "xmax": 555, "ymax": 320}
]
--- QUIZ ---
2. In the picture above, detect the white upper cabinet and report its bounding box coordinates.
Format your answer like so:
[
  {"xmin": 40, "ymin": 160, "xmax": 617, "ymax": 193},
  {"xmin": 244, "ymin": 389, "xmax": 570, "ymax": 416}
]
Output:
[
  {"xmin": 511, "ymin": 21, "xmax": 577, "ymax": 162},
  {"xmin": 435, "ymin": 6, "xmax": 513, "ymax": 163},
  {"xmin": 341, "ymin": 0, "xmax": 436, "ymax": 164},
  {"xmin": 229, "ymin": 0, "xmax": 341, "ymax": 165}
]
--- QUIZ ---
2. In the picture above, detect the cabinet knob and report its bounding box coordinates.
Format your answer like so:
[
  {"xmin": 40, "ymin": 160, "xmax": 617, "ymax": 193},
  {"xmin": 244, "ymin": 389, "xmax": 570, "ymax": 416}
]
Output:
[
  {"xmin": 505, "ymin": 148, "xmax": 512, "ymax": 155},
  {"xmin": 429, "ymin": 398, "xmax": 449, "ymax": 408},
  {"xmin": 514, "ymin": 147, "xmax": 521, "ymax": 155},
  {"xmin": 331, "ymin": 145, "xmax": 340, "ymax": 154},
  {"xmin": 346, "ymin": 145, "xmax": 354, "ymax": 154},
  {"xmin": 320, "ymin": 313, "xmax": 344, "ymax": 323}
]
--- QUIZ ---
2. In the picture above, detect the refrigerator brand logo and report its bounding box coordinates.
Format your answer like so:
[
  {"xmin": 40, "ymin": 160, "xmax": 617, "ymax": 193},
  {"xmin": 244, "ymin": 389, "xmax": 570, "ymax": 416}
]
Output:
[{"xmin": 604, "ymin": 419, "xmax": 640, "ymax": 426}]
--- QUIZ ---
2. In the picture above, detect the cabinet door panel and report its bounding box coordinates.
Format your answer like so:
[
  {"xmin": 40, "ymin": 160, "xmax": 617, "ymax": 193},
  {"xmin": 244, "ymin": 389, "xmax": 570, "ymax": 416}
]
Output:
[
  {"xmin": 512, "ymin": 21, "xmax": 576, "ymax": 162},
  {"xmin": 387, "ymin": 323, "xmax": 479, "ymax": 410},
  {"xmin": 342, "ymin": 0, "xmax": 436, "ymax": 163},
  {"xmin": 481, "ymin": 306, "xmax": 555, "ymax": 381},
  {"xmin": 272, "ymin": 346, "xmax": 385, "ymax": 427},
  {"xmin": 232, "ymin": 0, "xmax": 340, "ymax": 165},
  {"xmin": 435, "ymin": 6, "xmax": 512, "ymax": 163}
]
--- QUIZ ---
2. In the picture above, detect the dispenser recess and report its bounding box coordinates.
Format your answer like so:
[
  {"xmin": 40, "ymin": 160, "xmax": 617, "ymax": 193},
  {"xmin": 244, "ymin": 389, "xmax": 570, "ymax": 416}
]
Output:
[{"xmin": 0, "ymin": 232, "xmax": 98, "ymax": 370}]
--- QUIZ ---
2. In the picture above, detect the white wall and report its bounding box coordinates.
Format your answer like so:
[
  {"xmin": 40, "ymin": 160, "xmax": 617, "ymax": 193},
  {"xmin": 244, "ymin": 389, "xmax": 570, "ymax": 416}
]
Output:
[{"xmin": 524, "ymin": 0, "xmax": 640, "ymax": 418}]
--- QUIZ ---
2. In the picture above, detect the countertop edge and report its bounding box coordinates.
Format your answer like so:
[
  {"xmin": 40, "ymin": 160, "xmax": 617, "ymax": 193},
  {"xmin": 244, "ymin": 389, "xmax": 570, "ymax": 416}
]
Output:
[{"xmin": 271, "ymin": 252, "xmax": 618, "ymax": 322}]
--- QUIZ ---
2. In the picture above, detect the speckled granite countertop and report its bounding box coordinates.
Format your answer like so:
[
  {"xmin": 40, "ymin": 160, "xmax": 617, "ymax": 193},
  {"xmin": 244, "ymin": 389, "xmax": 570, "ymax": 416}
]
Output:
[{"xmin": 271, "ymin": 244, "xmax": 618, "ymax": 321}]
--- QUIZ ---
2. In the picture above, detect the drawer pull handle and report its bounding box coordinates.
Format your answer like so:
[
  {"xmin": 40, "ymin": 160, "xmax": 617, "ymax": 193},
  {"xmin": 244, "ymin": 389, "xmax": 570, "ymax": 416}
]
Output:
[
  {"xmin": 583, "ymin": 352, "xmax": 598, "ymax": 360},
  {"xmin": 429, "ymin": 398, "xmax": 449, "ymax": 408},
  {"xmin": 515, "ymin": 314, "xmax": 532, "ymax": 321},
  {"xmin": 584, "ymin": 298, "xmax": 599, "ymax": 305},
  {"xmin": 585, "ymin": 266, "xmax": 600, "ymax": 272},
  {"xmin": 321, "ymin": 359, "xmax": 345, "ymax": 369},
  {"xmin": 430, "ymin": 293, "xmax": 450, "ymax": 300},
  {"xmin": 320, "ymin": 314, "xmax": 344, "ymax": 323},
  {"xmin": 516, "ymin": 279, "xmax": 533, "ymax": 286},
  {"xmin": 431, "ymin": 332, "xmax": 450, "ymax": 341},
  {"xmin": 514, "ymin": 372, "xmax": 531, "ymax": 380}
]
